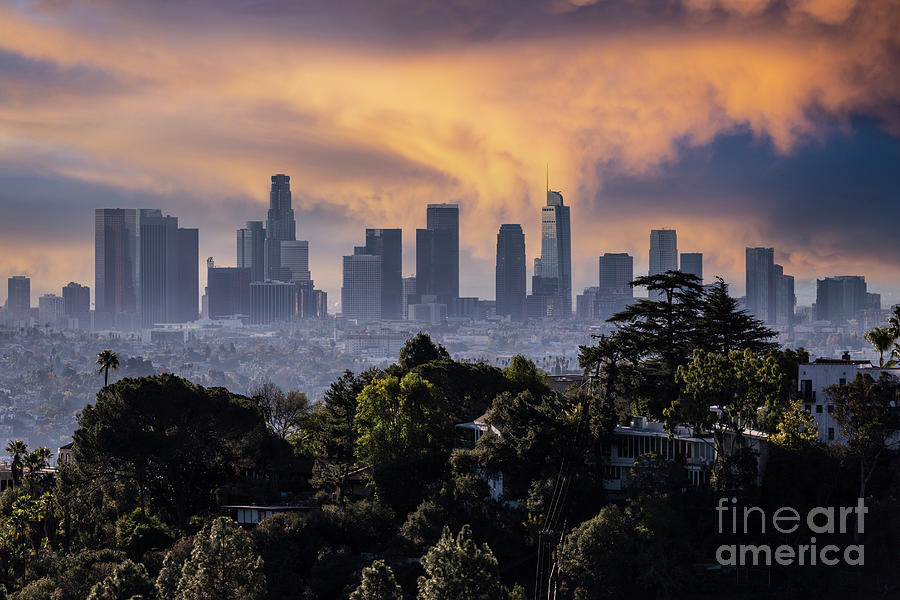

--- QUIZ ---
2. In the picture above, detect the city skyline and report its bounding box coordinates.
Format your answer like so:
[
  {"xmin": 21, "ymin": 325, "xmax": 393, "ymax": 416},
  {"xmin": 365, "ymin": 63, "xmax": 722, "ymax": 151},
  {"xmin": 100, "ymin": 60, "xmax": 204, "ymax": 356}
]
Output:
[{"xmin": 1, "ymin": 2, "xmax": 900, "ymax": 308}]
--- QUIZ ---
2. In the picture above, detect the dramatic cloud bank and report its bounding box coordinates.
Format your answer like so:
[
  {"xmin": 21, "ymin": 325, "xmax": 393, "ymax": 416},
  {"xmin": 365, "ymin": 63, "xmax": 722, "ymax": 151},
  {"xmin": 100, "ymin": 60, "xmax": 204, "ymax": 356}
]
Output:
[{"xmin": 0, "ymin": 0, "xmax": 898, "ymax": 306}]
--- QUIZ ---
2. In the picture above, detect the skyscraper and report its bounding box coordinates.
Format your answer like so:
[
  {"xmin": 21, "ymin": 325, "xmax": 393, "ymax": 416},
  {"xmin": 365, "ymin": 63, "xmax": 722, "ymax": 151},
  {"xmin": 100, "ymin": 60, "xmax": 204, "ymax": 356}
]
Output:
[
  {"xmin": 140, "ymin": 210, "xmax": 178, "ymax": 327},
  {"xmin": 816, "ymin": 276, "xmax": 868, "ymax": 323},
  {"xmin": 63, "ymin": 282, "xmax": 91, "ymax": 328},
  {"xmin": 774, "ymin": 264, "xmax": 795, "ymax": 327},
  {"xmin": 598, "ymin": 253, "xmax": 634, "ymax": 298},
  {"xmin": 265, "ymin": 174, "xmax": 296, "ymax": 280},
  {"xmin": 680, "ymin": 252, "xmax": 703, "ymax": 282},
  {"xmin": 279, "ymin": 241, "xmax": 311, "ymax": 283},
  {"xmin": 207, "ymin": 260, "xmax": 251, "ymax": 319},
  {"xmin": 540, "ymin": 189, "xmax": 572, "ymax": 317},
  {"xmin": 745, "ymin": 247, "xmax": 775, "ymax": 324},
  {"xmin": 95, "ymin": 208, "xmax": 140, "ymax": 325},
  {"xmin": 416, "ymin": 204, "xmax": 459, "ymax": 308},
  {"xmin": 139, "ymin": 211, "xmax": 198, "ymax": 326},
  {"xmin": 649, "ymin": 229, "xmax": 678, "ymax": 276},
  {"xmin": 237, "ymin": 221, "xmax": 266, "ymax": 282},
  {"xmin": 38, "ymin": 294, "xmax": 65, "ymax": 326},
  {"xmin": 250, "ymin": 281, "xmax": 296, "ymax": 324},
  {"xmin": 342, "ymin": 253, "xmax": 382, "ymax": 322},
  {"xmin": 495, "ymin": 224, "xmax": 526, "ymax": 321},
  {"xmin": 366, "ymin": 228, "xmax": 403, "ymax": 320},
  {"xmin": 177, "ymin": 227, "xmax": 199, "ymax": 322},
  {"xmin": 7, "ymin": 276, "xmax": 30, "ymax": 319}
]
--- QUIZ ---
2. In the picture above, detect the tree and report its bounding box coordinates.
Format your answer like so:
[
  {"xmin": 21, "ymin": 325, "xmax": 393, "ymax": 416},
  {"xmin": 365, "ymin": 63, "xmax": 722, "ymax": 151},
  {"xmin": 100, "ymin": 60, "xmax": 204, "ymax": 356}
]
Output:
[
  {"xmin": 398, "ymin": 332, "xmax": 450, "ymax": 371},
  {"xmin": 671, "ymin": 349, "xmax": 782, "ymax": 484},
  {"xmin": 86, "ymin": 559, "xmax": 158, "ymax": 600},
  {"xmin": 96, "ymin": 350, "xmax": 119, "ymax": 387},
  {"xmin": 864, "ymin": 327, "xmax": 897, "ymax": 368},
  {"xmin": 417, "ymin": 525, "xmax": 502, "ymax": 600},
  {"xmin": 73, "ymin": 375, "xmax": 275, "ymax": 530},
  {"xmin": 830, "ymin": 372, "xmax": 900, "ymax": 500},
  {"xmin": 350, "ymin": 560, "xmax": 403, "ymax": 600},
  {"xmin": 697, "ymin": 277, "xmax": 778, "ymax": 354},
  {"xmin": 556, "ymin": 505, "xmax": 635, "ymax": 600},
  {"xmin": 355, "ymin": 372, "xmax": 451, "ymax": 508},
  {"xmin": 251, "ymin": 382, "xmax": 311, "ymax": 440},
  {"xmin": 769, "ymin": 400, "xmax": 820, "ymax": 451},
  {"xmin": 22, "ymin": 447, "xmax": 52, "ymax": 498},
  {"xmin": 606, "ymin": 270, "xmax": 705, "ymax": 416},
  {"xmin": 174, "ymin": 517, "xmax": 267, "ymax": 600},
  {"xmin": 4, "ymin": 440, "xmax": 27, "ymax": 489}
]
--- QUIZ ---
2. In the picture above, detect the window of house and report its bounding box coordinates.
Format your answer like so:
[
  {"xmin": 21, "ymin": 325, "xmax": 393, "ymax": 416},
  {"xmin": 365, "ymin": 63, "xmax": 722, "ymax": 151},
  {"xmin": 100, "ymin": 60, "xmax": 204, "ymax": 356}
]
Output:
[
  {"xmin": 816, "ymin": 405, "xmax": 823, "ymax": 413},
  {"xmin": 839, "ymin": 378, "xmax": 846, "ymax": 386},
  {"xmin": 827, "ymin": 405, "xmax": 834, "ymax": 414},
  {"xmin": 828, "ymin": 428, "xmax": 835, "ymax": 441}
]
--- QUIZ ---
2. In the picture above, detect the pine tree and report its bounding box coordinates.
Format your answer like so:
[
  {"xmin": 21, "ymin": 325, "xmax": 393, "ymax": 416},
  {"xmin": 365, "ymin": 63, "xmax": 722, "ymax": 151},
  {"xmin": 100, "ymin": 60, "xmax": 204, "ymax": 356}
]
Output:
[
  {"xmin": 174, "ymin": 517, "xmax": 267, "ymax": 600},
  {"xmin": 87, "ymin": 559, "xmax": 158, "ymax": 600},
  {"xmin": 349, "ymin": 560, "xmax": 403, "ymax": 600},
  {"xmin": 417, "ymin": 525, "xmax": 502, "ymax": 600}
]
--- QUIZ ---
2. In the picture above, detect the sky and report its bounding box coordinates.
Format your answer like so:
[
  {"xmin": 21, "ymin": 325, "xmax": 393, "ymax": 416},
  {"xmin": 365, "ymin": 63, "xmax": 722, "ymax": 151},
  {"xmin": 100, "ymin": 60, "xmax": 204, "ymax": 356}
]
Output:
[{"xmin": 1, "ymin": 0, "xmax": 899, "ymax": 310}]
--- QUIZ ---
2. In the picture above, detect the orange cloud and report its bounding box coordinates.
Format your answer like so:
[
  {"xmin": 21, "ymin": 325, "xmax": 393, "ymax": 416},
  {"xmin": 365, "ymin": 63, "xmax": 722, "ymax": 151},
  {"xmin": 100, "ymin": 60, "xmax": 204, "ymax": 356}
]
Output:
[{"xmin": 0, "ymin": 1, "xmax": 897, "ymax": 304}]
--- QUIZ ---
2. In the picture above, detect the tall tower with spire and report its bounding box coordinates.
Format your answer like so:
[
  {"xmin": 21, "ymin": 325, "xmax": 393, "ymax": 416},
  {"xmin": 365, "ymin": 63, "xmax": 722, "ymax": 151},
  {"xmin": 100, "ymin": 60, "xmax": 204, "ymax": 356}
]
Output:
[{"xmin": 537, "ymin": 170, "xmax": 572, "ymax": 317}]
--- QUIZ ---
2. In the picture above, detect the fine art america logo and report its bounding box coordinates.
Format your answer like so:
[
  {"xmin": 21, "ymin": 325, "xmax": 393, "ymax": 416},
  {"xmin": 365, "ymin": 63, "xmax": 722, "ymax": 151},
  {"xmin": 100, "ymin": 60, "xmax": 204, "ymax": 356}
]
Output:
[{"xmin": 715, "ymin": 497, "xmax": 866, "ymax": 567}]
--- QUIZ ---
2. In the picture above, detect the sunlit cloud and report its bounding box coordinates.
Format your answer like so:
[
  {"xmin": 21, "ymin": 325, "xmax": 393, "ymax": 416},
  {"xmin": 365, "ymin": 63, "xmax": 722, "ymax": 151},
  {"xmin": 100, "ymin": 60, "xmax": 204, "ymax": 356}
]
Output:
[{"xmin": 0, "ymin": 0, "xmax": 898, "ymax": 305}]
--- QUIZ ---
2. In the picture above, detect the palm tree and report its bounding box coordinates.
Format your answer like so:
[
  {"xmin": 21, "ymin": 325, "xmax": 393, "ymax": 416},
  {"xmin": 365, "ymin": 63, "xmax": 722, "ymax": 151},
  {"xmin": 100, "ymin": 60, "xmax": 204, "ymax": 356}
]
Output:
[
  {"xmin": 863, "ymin": 327, "xmax": 897, "ymax": 368},
  {"xmin": 96, "ymin": 349, "xmax": 120, "ymax": 386},
  {"xmin": 5, "ymin": 440, "xmax": 28, "ymax": 488}
]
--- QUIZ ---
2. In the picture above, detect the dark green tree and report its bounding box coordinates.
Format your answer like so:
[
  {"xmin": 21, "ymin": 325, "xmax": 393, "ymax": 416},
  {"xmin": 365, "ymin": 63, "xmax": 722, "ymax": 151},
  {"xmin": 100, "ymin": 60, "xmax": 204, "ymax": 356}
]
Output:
[
  {"xmin": 697, "ymin": 277, "xmax": 778, "ymax": 354},
  {"xmin": 173, "ymin": 517, "xmax": 266, "ymax": 600},
  {"xmin": 73, "ymin": 375, "xmax": 275, "ymax": 530},
  {"xmin": 350, "ymin": 560, "xmax": 403, "ymax": 600},
  {"xmin": 417, "ymin": 525, "xmax": 502, "ymax": 600},
  {"xmin": 606, "ymin": 270, "xmax": 705, "ymax": 416},
  {"xmin": 398, "ymin": 332, "xmax": 450, "ymax": 371},
  {"xmin": 86, "ymin": 559, "xmax": 158, "ymax": 600}
]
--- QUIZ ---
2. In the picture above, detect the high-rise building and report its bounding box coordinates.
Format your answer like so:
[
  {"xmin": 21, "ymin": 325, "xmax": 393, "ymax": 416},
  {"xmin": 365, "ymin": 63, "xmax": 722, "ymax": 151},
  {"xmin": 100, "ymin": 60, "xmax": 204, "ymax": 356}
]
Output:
[
  {"xmin": 649, "ymin": 229, "xmax": 678, "ymax": 277},
  {"xmin": 816, "ymin": 276, "xmax": 868, "ymax": 323},
  {"xmin": 416, "ymin": 204, "xmax": 459, "ymax": 308},
  {"xmin": 177, "ymin": 227, "xmax": 199, "ymax": 322},
  {"xmin": 95, "ymin": 208, "xmax": 140, "ymax": 325},
  {"xmin": 365, "ymin": 228, "xmax": 403, "ymax": 320},
  {"xmin": 207, "ymin": 259, "xmax": 251, "ymax": 318},
  {"xmin": 745, "ymin": 247, "xmax": 775, "ymax": 324},
  {"xmin": 139, "ymin": 210, "xmax": 178, "ymax": 327},
  {"xmin": 539, "ymin": 189, "xmax": 572, "ymax": 317},
  {"xmin": 38, "ymin": 294, "xmax": 65, "ymax": 326},
  {"xmin": 62, "ymin": 282, "xmax": 91, "ymax": 328},
  {"xmin": 599, "ymin": 253, "xmax": 634, "ymax": 297},
  {"xmin": 774, "ymin": 264, "xmax": 795, "ymax": 327},
  {"xmin": 279, "ymin": 241, "xmax": 311, "ymax": 283},
  {"xmin": 342, "ymin": 253, "xmax": 382, "ymax": 322},
  {"xmin": 680, "ymin": 252, "xmax": 703, "ymax": 282},
  {"xmin": 495, "ymin": 224, "xmax": 526, "ymax": 321},
  {"xmin": 250, "ymin": 281, "xmax": 296, "ymax": 324},
  {"xmin": 139, "ymin": 211, "xmax": 198, "ymax": 326},
  {"xmin": 7, "ymin": 276, "xmax": 31, "ymax": 319},
  {"xmin": 401, "ymin": 277, "xmax": 416, "ymax": 320},
  {"xmin": 237, "ymin": 221, "xmax": 266, "ymax": 282},
  {"xmin": 265, "ymin": 174, "xmax": 296, "ymax": 280}
]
